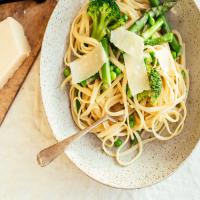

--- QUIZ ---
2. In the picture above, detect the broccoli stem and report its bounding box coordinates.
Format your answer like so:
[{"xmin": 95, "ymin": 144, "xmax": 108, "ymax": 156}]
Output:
[
  {"xmin": 129, "ymin": 1, "xmax": 176, "ymax": 34},
  {"xmin": 101, "ymin": 37, "xmax": 112, "ymax": 86},
  {"xmin": 142, "ymin": 17, "xmax": 164, "ymax": 41},
  {"xmin": 145, "ymin": 32, "xmax": 173, "ymax": 45}
]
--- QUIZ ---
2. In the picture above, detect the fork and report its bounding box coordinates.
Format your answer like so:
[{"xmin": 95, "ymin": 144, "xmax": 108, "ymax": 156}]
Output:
[{"xmin": 37, "ymin": 115, "xmax": 115, "ymax": 167}]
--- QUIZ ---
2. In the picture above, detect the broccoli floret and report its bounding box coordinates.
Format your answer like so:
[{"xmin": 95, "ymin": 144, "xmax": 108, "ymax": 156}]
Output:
[
  {"xmin": 137, "ymin": 67, "xmax": 162, "ymax": 104},
  {"xmin": 87, "ymin": 0, "xmax": 127, "ymax": 41},
  {"xmin": 149, "ymin": 68, "xmax": 162, "ymax": 101},
  {"xmin": 109, "ymin": 15, "xmax": 128, "ymax": 30}
]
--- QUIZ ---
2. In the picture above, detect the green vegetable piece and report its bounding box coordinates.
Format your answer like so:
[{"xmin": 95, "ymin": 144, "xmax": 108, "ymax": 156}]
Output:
[
  {"xmin": 149, "ymin": 0, "xmax": 160, "ymax": 7},
  {"xmin": 144, "ymin": 56, "xmax": 153, "ymax": 65},
  {"xmin": 114, "ymin": 138, "xmax": 123, "ymax": 147},
  {"xmin": 101, "ymin": 37, "xmax": 112, "ymax": 86},
  {"xmin": 160, "ymin": 15, "xmax": 171, "ymax": 32},
  {"xmin": 150, "ymin": 51, "xmax": 155, "ymax": 59},
  {"xmin": 149, "ymin": 51, "xmax": 156, "ymax": 65},
  {"xmin": 114, "ymin": 67, "xmax": 121, "ymax": 75},
  {"xmin": 149, "ymin": 68, "xmax": 162, "ymax": 101},
  {"xmin": 127, "ymin": 87, "xmax": 133, "ymax": 98},
  {"xmin": 142, "ymin": 17, "xmax": 164, "ymax": 41},
  {"xmin": 129, "ymin": 115, "xmax": 136, "ymax": 128},
  {"xmin": 76, "ymin": 100, "xmax": 81, "ymax": 112},
  {"xmin": 160, "ymin": 16, "xmax": 182, "ymax": 56},
  {"xmin": 111, "ymin": 71, "xmax": 117, "ymax": 81},
  {"xmin": 110, "ymin": 64, "xmax": 115, "ymax": 71},
  {"xmin": 137, "ymin": 90, "xmax": 150, "ymax": 102},
  {"xmin": 89, "ymin": 73, "xmax": 100, "ymax": 82},
  {"xmin": 109, "ymin": 14, "xmax": 129, "ymax": 30},
  {"xmin": 145, "ymin": 32, "xmax": 173, "ymax": 46},
  {"xmin": 80, "ymin": 80, "xmax": 87, "ymax": 87},
  {"xmin": 148, "ymin": 15, "xmax": 155, "ymax": 26},
  {"xmin": 171, "ymin": 51, "xmax": 177, "ymax": 59},
  {"xmin": 129, "ymin": 1, "xmax": 176, "ymax": 33},
  {"xmin": 87, "ymin": 0, "xmax": 124, "ymax": 41},
  {"xmin": 171, "ymin": 35, "xmax": 182, "ymax": 56},
  {"xmin": 64, "ymin": 67, "xmax": 71, "ymax": 78},
  {"xmin": 129, "ymin": 13, "xmax": 149, "ymax": 33},
  {"xmin": 137, "ymin": 68, "xmax": 162, "ymax": 104}
]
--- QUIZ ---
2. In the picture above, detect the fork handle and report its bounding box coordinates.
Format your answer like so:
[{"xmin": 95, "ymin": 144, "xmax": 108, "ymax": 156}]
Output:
[{"xmin": 37, "ymin": 115, "xmax": 110, "ymax": 167}]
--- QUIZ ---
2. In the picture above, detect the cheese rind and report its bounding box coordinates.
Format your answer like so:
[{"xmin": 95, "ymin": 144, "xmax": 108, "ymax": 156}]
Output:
[
  {"xmin": 0, "ymin": 17, "xmax": 31, "ymax": 89},
  {"xmin": 70, "ymin": 43, "xmax": 107, "ymax": 84}
]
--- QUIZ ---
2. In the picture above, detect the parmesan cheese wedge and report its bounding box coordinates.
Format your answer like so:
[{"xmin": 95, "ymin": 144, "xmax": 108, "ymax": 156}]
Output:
[
  {"xmin": 70, "ymin": 43, "xmax": 107, "ymax": 84},
  {"xmin": 110, "ymin": 27, "xmax": 144, "ymax": 55},
  {"xmin": 110, "ymin": 27, "xmax": 150, "ymax": 96},
  {"xmin": 0, "ymin": 17, "xmax": 31, "ymax": 89},
  {"xmin": 124, "ymin": 53, "xmax": 150, "ymax": 96},
  {"xmin": 155, "ymin": 45, "xmax": 176, "ymax": 75}
]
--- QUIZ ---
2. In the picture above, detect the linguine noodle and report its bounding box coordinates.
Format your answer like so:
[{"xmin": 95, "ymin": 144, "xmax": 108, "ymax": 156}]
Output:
[{"xmin": 62, "ymin": 0, "xmax": 189, "ymax": 166}]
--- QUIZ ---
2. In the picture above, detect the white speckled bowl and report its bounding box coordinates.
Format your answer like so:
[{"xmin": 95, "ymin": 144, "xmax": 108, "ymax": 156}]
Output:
[{"xmin": 40, "ymin": 0, "xmax": 200, "ymax": 189}]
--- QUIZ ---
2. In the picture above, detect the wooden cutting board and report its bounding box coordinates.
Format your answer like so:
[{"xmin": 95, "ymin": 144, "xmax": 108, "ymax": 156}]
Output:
[{"xmin": 0, "ymin": 0, "xmax": 57, "ymax": 125}]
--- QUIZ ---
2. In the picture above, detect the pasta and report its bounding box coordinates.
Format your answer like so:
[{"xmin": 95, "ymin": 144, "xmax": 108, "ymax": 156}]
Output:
[{"xmin": 62, "ymin": 0, "xmax": 189, "ymax": 166}]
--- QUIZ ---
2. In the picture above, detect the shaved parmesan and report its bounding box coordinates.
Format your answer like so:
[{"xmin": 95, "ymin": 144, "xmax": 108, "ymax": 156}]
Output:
[
  {"xmin": 124, "ymin": 53, "xmax": 150, "ymax": 96},
  {"xmin": 110, "ymin": 27, "xmax": 150, "ymax": 96},
  {"xmin": 155, "ymin": 45, "xmax": 176, "ymax": 74},
  {"xmin": 70, "ymin": 43, "xmax": 107, "ymax": 84},
  {"xmin": 110, "ymin": 27, "xmax": 144, "ymax": 55}
]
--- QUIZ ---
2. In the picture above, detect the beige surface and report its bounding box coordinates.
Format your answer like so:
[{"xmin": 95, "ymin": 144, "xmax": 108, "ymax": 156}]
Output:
[{"xmin": 0, "ymin": 57, "xmax": 200, "ymax": 199}]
